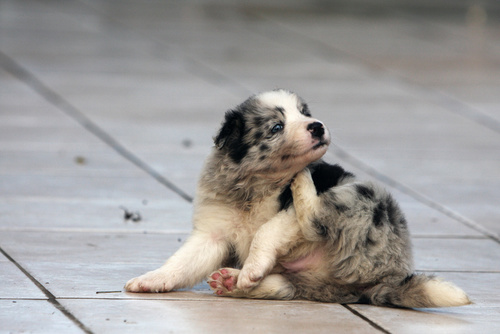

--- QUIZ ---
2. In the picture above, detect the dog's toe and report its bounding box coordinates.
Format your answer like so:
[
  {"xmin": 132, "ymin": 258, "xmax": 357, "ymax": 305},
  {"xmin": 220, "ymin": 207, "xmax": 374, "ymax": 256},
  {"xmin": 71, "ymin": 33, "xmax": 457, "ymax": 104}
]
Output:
[
  {"xmin": 208, "ymin": 268, "xmax": 240, "ymax": 296},
  {"xmin": 237, "ymin": 265, "xmax": 264, "ymax": 290},
  {"xmin": 124, "ymin": 270, "xmax": 172, "ymax": 293}
]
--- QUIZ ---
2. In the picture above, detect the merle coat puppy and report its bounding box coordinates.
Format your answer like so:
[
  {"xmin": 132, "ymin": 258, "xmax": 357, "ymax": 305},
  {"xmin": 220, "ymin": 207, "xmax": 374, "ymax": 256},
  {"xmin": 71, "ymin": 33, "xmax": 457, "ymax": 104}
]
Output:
[{"xmin": 126, "ymin": 89, "xmax": 470, "ymax": 308}]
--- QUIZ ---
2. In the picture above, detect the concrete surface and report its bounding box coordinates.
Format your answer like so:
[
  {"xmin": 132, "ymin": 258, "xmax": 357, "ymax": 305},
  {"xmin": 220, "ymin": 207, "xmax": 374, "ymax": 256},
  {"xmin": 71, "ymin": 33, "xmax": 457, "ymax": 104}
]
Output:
[{"xmin": 1, "ymin": 0, "xmax": 499, "ymax": 333}]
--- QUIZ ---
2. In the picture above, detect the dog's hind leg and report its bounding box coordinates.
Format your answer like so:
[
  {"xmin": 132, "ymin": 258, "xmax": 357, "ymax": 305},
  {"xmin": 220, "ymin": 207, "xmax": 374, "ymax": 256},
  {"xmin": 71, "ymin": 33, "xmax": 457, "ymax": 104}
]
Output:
[
  {"xmin": 236, "ymin": 209, "xmax": 300, "ymax": 290},
  {"xmin": 209, "ymin": 268, "xmax": 296, "ymax": 300},
  {"xmin": 291, "ymin": 168, "xmax": 324, "ymax": 241}
]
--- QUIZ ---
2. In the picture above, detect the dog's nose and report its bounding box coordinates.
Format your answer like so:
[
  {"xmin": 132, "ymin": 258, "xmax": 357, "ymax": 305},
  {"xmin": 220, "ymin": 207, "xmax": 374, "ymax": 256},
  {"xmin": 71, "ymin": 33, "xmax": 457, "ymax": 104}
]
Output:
[{"xmin": 307, "ymin": 122, "xmax": 324, "ymax": 139}]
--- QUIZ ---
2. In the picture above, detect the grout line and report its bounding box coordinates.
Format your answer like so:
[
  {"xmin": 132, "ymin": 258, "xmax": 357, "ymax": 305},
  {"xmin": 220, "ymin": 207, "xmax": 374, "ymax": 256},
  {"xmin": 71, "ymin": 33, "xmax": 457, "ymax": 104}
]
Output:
[
  {"xmin": 0, "ymin": 246, "xmax": 94, "ymax": 334},
  {"xmin": 411, "ymin": 235, "xmax": 487, "ymax": 239},
  {"xmin": 328, "ymin": 148, "xmax": 500, "ymax": 244},
  {"xmin": 342, "ymin": 304, "xmax": 391, "ymax": 334},
  {"xmin": 416, "ymin": 269, "xmax": 500, "ymax": 273},
  {"xmin": 0, "ymin": 51, "xmax": 193, "ymax": 204},
  {"xmin": 0, "ymin": 227, "xmax": 192, "ymax": 234},
  {"xmin": 0, "ymin": 298, "xmax": 48, "ymax": 301}
]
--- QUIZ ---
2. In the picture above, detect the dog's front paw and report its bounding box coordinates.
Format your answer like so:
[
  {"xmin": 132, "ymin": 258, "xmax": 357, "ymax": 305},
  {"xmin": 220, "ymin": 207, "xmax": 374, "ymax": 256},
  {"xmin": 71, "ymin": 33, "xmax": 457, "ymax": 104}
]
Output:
[
  {"xmin": 208, "ymin": 268, "xmax": 240, "ymax": 296},
  {"xmin": 125, "ymin": 269, "xmax": 173, "ymax": 293}
]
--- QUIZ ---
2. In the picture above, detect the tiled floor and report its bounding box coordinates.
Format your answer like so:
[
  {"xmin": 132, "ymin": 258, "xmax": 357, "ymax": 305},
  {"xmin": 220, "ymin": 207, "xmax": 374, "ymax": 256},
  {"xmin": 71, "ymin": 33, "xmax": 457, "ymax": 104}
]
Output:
[{"xmin": 1, "ymin": 0, "xmax": 499, "ymax": 333}]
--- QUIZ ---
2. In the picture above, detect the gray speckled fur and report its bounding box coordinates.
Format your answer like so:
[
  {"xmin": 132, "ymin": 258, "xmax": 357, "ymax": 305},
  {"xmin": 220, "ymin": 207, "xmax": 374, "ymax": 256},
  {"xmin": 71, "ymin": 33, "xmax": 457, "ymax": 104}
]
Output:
[{"xmin": 284, "ymin": 175, "xmax": 417, "ymax": 305}]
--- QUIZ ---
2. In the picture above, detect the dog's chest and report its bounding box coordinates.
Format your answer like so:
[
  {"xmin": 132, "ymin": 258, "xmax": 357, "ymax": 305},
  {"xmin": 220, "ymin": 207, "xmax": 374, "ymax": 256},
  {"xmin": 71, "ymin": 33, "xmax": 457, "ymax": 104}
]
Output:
[
  {"xmin": 230, "ymin": 193, "xmax": 281, "ymax": 259},
  {"xmin": 236, "ymin": 195, "xmax": 280, "ymax": 232}
]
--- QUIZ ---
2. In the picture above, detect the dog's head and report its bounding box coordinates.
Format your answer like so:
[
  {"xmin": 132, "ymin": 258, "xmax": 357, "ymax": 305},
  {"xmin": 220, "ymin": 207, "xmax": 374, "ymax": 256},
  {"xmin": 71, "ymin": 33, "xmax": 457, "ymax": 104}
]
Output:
[{"xmin": 214, "ymin": 89, "xmax": 330, "ymax": 179}]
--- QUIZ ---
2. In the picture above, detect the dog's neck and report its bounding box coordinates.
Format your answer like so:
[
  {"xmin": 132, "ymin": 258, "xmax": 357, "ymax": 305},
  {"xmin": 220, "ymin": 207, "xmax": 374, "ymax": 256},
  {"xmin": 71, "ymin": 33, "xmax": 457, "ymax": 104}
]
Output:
[{"xmin": 199, "ymin": 153, "xmax": 295, "ymax": 211}]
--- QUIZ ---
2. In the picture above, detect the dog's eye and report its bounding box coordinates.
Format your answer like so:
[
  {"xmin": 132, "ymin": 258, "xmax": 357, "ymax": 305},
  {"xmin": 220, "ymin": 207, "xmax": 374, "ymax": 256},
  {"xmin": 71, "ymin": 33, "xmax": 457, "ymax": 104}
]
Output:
[{"xmin": 271, "ymin": 123, "xmax": 284, "ymax": 134}]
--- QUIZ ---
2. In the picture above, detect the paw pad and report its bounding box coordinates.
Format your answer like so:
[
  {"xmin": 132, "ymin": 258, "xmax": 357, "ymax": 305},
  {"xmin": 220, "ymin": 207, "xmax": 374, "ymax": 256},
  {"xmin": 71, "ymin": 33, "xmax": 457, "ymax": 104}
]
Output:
[{"xmin": 207, "ymin": 268, "xmax": 240, "ymax": 296}]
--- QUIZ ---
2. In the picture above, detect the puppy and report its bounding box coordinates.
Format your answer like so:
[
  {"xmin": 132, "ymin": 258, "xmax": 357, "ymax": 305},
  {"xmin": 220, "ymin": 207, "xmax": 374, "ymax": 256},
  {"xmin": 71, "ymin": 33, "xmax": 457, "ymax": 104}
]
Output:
[
  {"xmin": 126, "ymin": 89, "xmax": 470, "ymax": 308},
  {"xmin": 125, "ymin": 89, "xmax": 329, "ymax": 293}
]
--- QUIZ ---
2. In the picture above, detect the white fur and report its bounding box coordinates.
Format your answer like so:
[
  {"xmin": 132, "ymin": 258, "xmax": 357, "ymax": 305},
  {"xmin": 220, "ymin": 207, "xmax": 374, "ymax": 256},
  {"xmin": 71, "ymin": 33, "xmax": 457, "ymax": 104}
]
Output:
[
  {"xmin": 237, "ymin": 209, "xmax": 300, "ymax": 290},
  {"xmin": 424, "ymin": 278, "xmax": 472, "ymax": 307}
]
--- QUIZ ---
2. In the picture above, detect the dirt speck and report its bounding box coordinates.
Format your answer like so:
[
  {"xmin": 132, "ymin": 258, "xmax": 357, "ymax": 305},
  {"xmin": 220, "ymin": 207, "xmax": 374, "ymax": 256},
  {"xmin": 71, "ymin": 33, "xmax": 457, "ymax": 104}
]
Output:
[{"xmin": 74, "ymin": 156, "xmax": 86, "ymax": 165}]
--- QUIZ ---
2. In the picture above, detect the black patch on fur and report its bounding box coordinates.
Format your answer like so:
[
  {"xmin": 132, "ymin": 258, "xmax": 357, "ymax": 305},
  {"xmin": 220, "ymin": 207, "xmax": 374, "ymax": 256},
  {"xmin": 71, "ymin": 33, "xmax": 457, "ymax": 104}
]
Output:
[
  {"xmin": 259, "ymin": 144, "xmax": 270, "ymax": 152},
  {"xmin": 386, "ymin": 197, "xmax": 401, "ymax": 225},
  {"xmin": 401, "ymin": 274, "xmax": 414, "ymax": 286},
  {"xmin": 275, "ymin": 106, "xmax": 285, "ymax": 115},
  {"xmin": 310, "ymin": 162, "xmax": 355, "ymax": 195},
  {"xmin": 355, "ymin": 184, "xmax": 375, "ymax": 200},
  {"xmin": 334, "ymin": 203, "xmax": 349, "ymax": 213},
  {"xmin": 365, "ymin": 235, "xmax": 377, "ymax": 247},
  {"xmin": 278, "ymin": 185, "xmax": 293, "ymax": 211},
  {"xmin": 301, "ymin": 103, "xmax": 312, "ymax": 117},
  {"xmin": 214, "ymin": 110, "xmax": 249, "ymax": 163},
  {"xmin": 372, "ymin": 202, "xmax": 386, "ymax": 227},
  {"xmin": 314, "ymin": 219, "xmax": 329, "ymax": 237},
  {"xmin": 253, "ymin": 116, "xmax": 264, "ymax": 127},
  {"xmin": 229, "ymin": 144, "xmax": 249, "ymax": 163},
  {"xmin": 254, "ymin": 131, "xmax": 263, "ymax": 141},
  {"xmin": 385, "ymin": 197, "xmax": 407, "ymax": 236},
  {"xmin": 356, "ymin": 295, "xmax": 371, "ymax": 305}
]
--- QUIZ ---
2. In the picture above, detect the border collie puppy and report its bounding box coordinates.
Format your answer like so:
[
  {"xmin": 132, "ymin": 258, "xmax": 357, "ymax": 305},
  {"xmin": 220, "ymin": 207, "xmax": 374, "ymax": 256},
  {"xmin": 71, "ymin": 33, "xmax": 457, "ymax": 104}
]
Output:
[{"xmin": 126, "ymin": 89, "xmax": 470, "ymax": 308}]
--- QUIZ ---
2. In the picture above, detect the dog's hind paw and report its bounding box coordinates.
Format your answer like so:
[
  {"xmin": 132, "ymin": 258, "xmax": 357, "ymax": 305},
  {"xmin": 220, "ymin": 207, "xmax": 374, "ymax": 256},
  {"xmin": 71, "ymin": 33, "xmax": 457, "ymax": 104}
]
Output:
[
  {"xmin": 208, "ymin": 268, "xmax": 241, "ymax": 296},
  {"xmin": 291, "ymin": 168, "xmax": 314, "ymax": 193}
]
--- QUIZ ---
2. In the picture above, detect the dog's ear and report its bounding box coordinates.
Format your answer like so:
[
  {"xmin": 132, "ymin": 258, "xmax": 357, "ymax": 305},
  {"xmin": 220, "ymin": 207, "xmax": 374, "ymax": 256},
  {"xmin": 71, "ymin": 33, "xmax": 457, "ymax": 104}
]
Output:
[
  {"xmin": 214, "ymin": 109, "xmax": 249, "ymax": 163},
  {"xmin": 214, "ymin": 109, "xmax": 244, "ymax": 149}
]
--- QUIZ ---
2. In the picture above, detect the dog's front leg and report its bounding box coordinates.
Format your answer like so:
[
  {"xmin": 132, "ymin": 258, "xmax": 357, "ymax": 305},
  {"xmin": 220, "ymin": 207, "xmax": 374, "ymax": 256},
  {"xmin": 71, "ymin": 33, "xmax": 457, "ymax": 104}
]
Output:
[
  {"xmin": 236, "ymin": 209, "xmax": 300, "ymax": 290},
  {"xmin": 125, "ymin": 231, "xmax": 229, "ymax": 292}
]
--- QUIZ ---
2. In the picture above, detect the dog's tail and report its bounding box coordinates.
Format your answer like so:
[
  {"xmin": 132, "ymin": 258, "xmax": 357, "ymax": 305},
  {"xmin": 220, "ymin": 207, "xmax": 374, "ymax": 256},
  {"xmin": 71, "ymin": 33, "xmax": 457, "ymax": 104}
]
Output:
[{"xmin": 366, "ymin": 274, "xmax": 472, "ymax": 308}]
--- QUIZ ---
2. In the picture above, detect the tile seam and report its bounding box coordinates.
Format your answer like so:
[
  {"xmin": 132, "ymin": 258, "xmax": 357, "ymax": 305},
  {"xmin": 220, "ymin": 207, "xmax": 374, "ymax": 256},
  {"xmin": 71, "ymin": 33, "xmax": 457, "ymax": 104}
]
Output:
[
  {"xmin": 342, "ymin": 304, "xmax": 392, "ymax": 334},
  {"xmin": 0, "ymin": 246, "xmax": 94, "ymax": 334},
  {"xmin": 0, "ymin": 51, "xmax": 193, "ymax": 204},
  {"xmin": 329, "ymin": 148, "xmax": 500, "ymax": 244}
]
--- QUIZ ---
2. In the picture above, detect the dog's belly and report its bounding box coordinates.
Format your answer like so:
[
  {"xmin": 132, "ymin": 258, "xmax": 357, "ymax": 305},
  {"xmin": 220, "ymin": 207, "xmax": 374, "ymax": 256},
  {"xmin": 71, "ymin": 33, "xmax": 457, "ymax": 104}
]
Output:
[{"xmin": 280, "ymin": 248, "xmax": 325, "ymax": 273}]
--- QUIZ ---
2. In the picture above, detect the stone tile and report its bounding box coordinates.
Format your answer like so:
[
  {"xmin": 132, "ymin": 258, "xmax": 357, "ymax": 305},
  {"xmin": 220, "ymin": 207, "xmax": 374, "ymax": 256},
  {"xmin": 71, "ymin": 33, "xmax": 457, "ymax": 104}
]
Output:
[
  {"xmin": 413, "ymin": 238, "xmax": 500, "ymax": 272},
  {"xmin": 0, "ymin": 149, "xmax": 147, "ymax": 177},
  {"xmin": 0, "ymin": 300, "xmax": 83, "ymax": 334},
  {"xmin": 434, "ymin": 272, "xmax": 500, "ymax": 306},
  {"xmin": 0, "ymin": 231, "xmax": 187, "ymax": 265},
  {"xmin": 0, "ymin": 174, "xmax": 175, "ymax": 199},
  {"xmin": 61, "ymin": 298, "xmax": 379, "ymax": 334},
  {"xmin": 351, "ymin": 304, "xmax": 500, "ymax": 334},
  {"xmin": 0, "ymin": 231, "xmax": 191, "ymax": 298},
  {"xmin": 0, "ymin": 196, "xmax": 192, "ymax": 232},
  {"xmin": 0, "ymin": 253, "xmax": 46, "ymax": 299}
]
